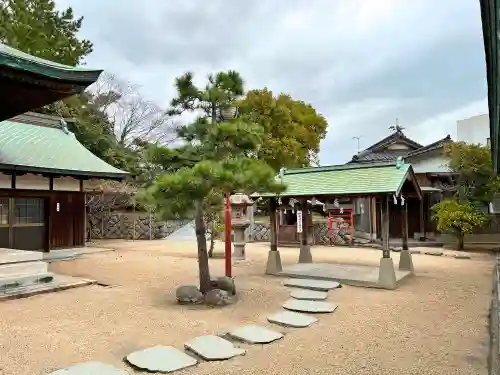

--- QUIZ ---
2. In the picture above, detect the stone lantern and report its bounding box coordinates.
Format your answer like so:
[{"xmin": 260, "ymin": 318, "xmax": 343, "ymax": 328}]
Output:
[{"xmin": 230, "ymin": 192, "xmax": 254, "ymax": 260}]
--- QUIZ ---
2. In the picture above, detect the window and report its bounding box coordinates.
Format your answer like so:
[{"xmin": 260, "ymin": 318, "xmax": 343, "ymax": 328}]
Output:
[
  {"xmin": 0, "ymin": 198, "xmax": 8, "ymax": 225},
  {"xmin": 15, "ymin": 198, "xmax": 44, "ymax": 225}
]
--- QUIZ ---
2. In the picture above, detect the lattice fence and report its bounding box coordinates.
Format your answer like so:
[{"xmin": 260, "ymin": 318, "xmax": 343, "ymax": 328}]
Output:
[
  {"xmin": 87, "ymin": 212, "xmax": 190, "ymax": 241},
  {"xmin": 250, "ymin": 222, "xmax": 338, "ymax": 245}
]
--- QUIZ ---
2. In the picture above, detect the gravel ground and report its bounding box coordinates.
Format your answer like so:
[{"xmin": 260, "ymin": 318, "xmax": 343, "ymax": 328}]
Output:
[{"xmin": 0, "ymin": 240, "xmax": 493, "ymax": 375}]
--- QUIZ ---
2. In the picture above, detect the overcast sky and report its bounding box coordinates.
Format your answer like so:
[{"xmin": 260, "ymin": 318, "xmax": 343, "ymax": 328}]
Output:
[{"xmin": 56, "ymin": 0, "xmax": 488, "ymax": 165}]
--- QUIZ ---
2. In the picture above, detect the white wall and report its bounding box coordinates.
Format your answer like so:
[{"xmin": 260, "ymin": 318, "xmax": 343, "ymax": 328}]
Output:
[
  {"xmin": 457, "ymin": 114, "xmax": 489, "ymax": 145},
  {"xmin": 409, "ymin": 154, "xmax": 450, "ymax": 173}
]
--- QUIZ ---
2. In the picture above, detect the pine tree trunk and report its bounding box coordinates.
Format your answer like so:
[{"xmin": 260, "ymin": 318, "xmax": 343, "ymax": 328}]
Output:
[
  {"xmin": 457, "ymin": 232, "xmax": 465, "ymax": 250},
  {"xmin": 208, "ymin": 220, "xmax": 215, "ymax": 258},
  {"xmin": 194, "ymin": 201, "xmax": 211, "ymax": 293}
]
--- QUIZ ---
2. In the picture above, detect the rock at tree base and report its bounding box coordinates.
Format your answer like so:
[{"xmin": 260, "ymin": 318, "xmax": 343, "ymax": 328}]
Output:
[
  {"xmin": 227, "ymin": 324, "xmax": 284, "ymax": 344},
  {"xmin": 176, "ymin": 285, "xmax": 203, "ymax": 304},
  {"xmin": 204, "ymin": 289, "xmax": 233, "ymax": 306},
  {"xmin": 267, "ymin": 311, "xmax": 318, "ymax": 328},
  {"xmin": 211, "ymin": 276, "xmax": 236, "ymax": 295},
  {"xmin": 283, "ymin": 299, "xmax": 337, "ymax": 313},
  {"xmin": 185, "ymin": 335, "xmax": 245, "ymax": 360},
  {"xmin": 47, "ymin": 361, "xmax": 129, "ymax": 375},
  {"xmin": 125, "ymin": 345, "xmax": 197, "ymax": 373},
  {"xmin": 290, "ymin": 289, "xmax": 328, "ymax": 300}
]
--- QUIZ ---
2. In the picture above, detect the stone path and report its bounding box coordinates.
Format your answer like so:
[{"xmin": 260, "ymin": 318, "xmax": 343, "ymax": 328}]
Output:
[{"xmin": 47, "ymin": 278, "xmax": 339, "ymax": 374}]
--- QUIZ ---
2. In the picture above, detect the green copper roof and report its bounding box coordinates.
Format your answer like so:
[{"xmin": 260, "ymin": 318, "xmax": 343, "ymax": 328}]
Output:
[
  {"xmin": 0, "ymin": 119, "xmax": 128, "ymax": 179},
  {"xmin": 255, "ymin": 163, "xmax": 418, "ymax": 198},
  {"xmin": 0, "ymin": 43, "xmax": 102, "ymax": 82}
]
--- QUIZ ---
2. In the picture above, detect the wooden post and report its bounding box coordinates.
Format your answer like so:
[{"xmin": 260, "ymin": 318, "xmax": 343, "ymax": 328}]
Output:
[
  {"xmin": 401, "ymin": 199, "xmax": 409, "ymax": 250},
  {"xmin": 269, "ymin": 199, "xmax": 278, "ymax": 252},
  {"xmin": 419, "ymin": 196, "xmax": 425, "ymax": 241},
  {"xmin": 381, "ymin": 195, "xmax": 390, "ymax": 258},
  {"xmin": 301, "ymin": 201, "xmax": 308, "ymax": 247}
]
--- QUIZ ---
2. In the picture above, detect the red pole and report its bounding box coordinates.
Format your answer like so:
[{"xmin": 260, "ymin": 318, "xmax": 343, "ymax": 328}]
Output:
[{"xmin": 224, "ymin": 190, "xmax": 232, "ymax": 277}]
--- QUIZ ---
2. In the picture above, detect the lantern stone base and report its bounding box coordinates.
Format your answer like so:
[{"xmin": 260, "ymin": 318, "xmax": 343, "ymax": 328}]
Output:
[
  {"xmin": 232, "ymin": 243, "xmax": 246, "ymax": 260},
  {"xmin": 377, "ymin": 257, "xmax": 397, "ymax": 290},
  {"xmin": 265, "ymin": 250, "xmax": 282, "ymax": 274},
  {"xmin": 298, "ymin": 245, "xmax": 313, "ymax": 264}
]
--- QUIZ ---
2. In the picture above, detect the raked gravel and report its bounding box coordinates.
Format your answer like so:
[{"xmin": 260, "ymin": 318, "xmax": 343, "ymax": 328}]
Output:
[{"xmin": 0, "ymin": 240, "xmax": 492, "ymax": 375}]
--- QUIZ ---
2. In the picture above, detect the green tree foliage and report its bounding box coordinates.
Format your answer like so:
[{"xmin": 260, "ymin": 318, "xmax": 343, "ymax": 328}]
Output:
[
  {"xmin": 0, "ymin": 0, "xmax": 92, "ymax": 65},
  {"xmin": 144, "ymin": 72, "xmax": 284, "ymax": 292},
  {"xmin": 445, "ymin": 141, "xmax": 500, "ymax": 204},
  {"xmin": 432, "ymin": 199, "xmax": 489, "ymax": 250},
  {"xmin": 238, "ymin": 88, "xmax": 328, "ymax": 171}
]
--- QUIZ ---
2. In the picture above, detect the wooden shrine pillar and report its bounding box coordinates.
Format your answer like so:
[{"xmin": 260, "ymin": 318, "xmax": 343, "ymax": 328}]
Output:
[
  {"xmin": 401, "ymin": 199, "xmax": 409, "ymax": 251},
  {"xmin": 266, "ymin": 198, "xmax": 282, "ymax": 274},
  {"xmin": 381, "ymin": 195, "xmax": 390, "ymax": 258},
  {"xmin": 419, "ymin": 197, "xmax": 426, "ymax": 241},
  {"xmin": 298, "ymin": 199, "xmax": 313, "ymax": 263},
  {"xmin": 378, "ymin": 194, "xmax": 397, "ymax": 289}
]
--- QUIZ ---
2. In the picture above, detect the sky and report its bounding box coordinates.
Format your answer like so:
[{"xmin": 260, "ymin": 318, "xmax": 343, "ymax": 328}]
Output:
[{"xmin": 56, "ymin": 0, "xmax": 488, "ymax": 165}]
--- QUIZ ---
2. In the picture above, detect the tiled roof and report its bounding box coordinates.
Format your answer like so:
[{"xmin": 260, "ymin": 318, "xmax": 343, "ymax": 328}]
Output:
[
  {"xmin": 0, "ymin": 43, "xmax": 102, "ymax": 82},
  {"xmin": 0, "ymin": 116, "xmax": 128, "ymax": 179},
  {"xmin": 405, "ymin": 135, "xmax": 451, "ymax": 158},
  {"xmin": 366, "ymin": 131, "xmax": 423, "ymax": 152},
  {"xmin": 350, "ymin": 151, "xmax": 398, "ymax": 163},
  {"xmin": 254, "ymin": 162, "xmax": 418, "ymax": 198}
]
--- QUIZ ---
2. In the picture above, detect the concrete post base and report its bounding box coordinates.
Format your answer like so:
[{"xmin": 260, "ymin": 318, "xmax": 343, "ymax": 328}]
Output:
[
  {"xmin": 298, "ymin": 245, "xmax": 313, "ymax": 264},
  {"xmin": 398, "ymin": 249, "xmax": 414, "ymax": 273},
  {"xmin": 232, "ymin": 244, "xmax": 245, "ymax": 260},
  {"xmin": 378, "ymin": 257, "xmax": 397, "ymax": 290},
  {"xmin": 265, "ymin": 250, "xmax": 282, "ymax": 274}
]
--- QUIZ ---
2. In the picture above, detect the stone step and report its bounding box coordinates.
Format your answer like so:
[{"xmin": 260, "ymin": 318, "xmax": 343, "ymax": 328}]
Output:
[
  {"xmin": 0, "ymin": 272, "xmax": 54, "ymax": 290},
  {"xmin": 184, "ymin": 335, "xmax": 245, "ymax": 361},
  {"xmin": 0, "ymin": 260, "xmax": 48, "ymax": 276},
  {"xmin": 227, "ymin": 324, "xmax": 284, "ymax": 344},
  {"xmin": 125, "ymin": 345, "xmax": 197, "ymax": 373},
  {"xmin": 0, "ymin": 248, "xmax": 43, "ymax": 264},
  {"xmin": 282, "ymin": 299, "xmax": 338, "ymax": 313},
  {"xmin": 267, "ymin": 310, "xmax": 318, "ymax": 328},
  {"xmin": 47, "ymin": 361, "xmax": 129, "ymax": 375},
  {"xmin": 290, "ymin": 289, "xmax": 328, "ymax": 301},
  {"xmin": 284, "ymin": 278, "xmax": 340, "ymax": 291}
]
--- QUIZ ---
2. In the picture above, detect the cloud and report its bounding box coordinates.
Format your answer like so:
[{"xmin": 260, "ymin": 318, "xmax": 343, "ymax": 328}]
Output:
[{"xmin": 56, "ymin": 0, "xmax": 488, "ymax": 164}]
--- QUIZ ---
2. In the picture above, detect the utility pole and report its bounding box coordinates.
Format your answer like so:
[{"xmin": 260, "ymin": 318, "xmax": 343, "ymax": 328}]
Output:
[{"xmin": 352, "ymin": 136, "xmax": 362, "ymax": 154}]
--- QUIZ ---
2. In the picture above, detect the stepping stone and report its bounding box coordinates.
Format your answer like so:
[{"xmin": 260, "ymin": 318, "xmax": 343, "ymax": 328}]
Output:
[
  {"xmin": 227, "ymin": 324, "xmax": 284, "ymax": 344},
  {"xmin": 424, "ymin": 251, "xmax": 443, "ymax": 256},
  {"xmin": 283, "ymin": 299, "xmax": 337, "ymax": 313},
  {"xmin": 290, "ymin": 289, "xmax": 328, "ymax": 301},
  {"xmin": 184, "ymin": 335, "xmax": 245, "ymax": 361},
  {"xmin": 125, "ymin": 345, "xmax": 197, "ymax": 373},
  {"xmin": 47, "ymin": 361, "xmax": 129, "ymax": 375},
  {"xmin": 284, "ymin": 278, "xmax": 340, "ymax": 291},
  {"xmin": 267, "ymin": 310, "xmax": 318, "ymax": 328},
  {"xmin": 454, "ymin": 254, "xmax": 471, "ymax": 259}
]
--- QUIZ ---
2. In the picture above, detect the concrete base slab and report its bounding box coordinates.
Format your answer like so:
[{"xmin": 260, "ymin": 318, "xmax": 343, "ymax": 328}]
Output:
[
  {"xmin": 267, "ymin": 310, "xmax": 318, "ymax": 328},
  {"xmin": 265, "ymin": 250, "xmax": 282, "ymax": 274},
  {"xmin": 184, "ymin": 335, "xmax": 245, "ymax": 361},
  {"xmin": 47, "ymin": 361, "xmax": 129, "ymax": 375},
  {"xmin": 282, "ymin": 299, "xmax": 337, "ymax": 313},
  {"xmin": 284, "ymin": 278, "xmax": 339, "ymax": 291},
  {"xmin": 0, "ymin": 260, "xmax": 48, "ymax": 276},
  {"xmin": 298, "ymin": 245, "xmax": 313, "ymax": 263},
  {"xmin": 125, "ymin": 345, "xmax": 197, "ymax": 373},
  {"xmin": 0, "ymin": 275, "xmax": 95, "ymax": 301},
  {"xmin": 227, "ymin": 324, "xmax": 284, "ymax": 344},
  {"xmin": 290, "ymin": 289, "xmax": 328, "ymax": 300},
  {"xmin": 280, "ymin": 262, "xmax": 411, "ymax": 290}
]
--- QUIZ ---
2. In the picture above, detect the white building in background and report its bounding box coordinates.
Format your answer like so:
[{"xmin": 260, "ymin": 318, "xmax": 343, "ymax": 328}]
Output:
[{"xmin": 457, "ymin": 114, "xmax": 490, "ymax": 146}]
